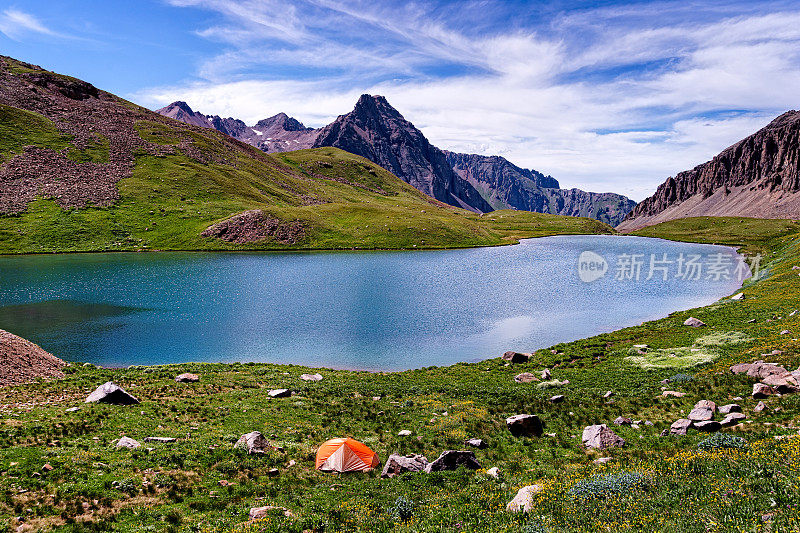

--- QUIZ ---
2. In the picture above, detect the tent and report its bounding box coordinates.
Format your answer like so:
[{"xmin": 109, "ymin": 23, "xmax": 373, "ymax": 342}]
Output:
[{"xmin": 315, "ymin": 438, "xmax": 380, "ymax": 473}]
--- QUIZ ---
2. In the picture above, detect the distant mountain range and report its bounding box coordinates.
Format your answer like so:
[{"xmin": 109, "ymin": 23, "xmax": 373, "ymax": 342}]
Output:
[
  {"xmin": 158, "ymin": 97, "xmax": 637, "ymax": 225},
  {"xmin": 620, "ymin": 111, "xmax": 800, "ymax": 231}
]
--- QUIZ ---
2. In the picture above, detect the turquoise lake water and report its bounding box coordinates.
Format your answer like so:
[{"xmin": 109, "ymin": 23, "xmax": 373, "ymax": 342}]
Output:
[{"xmin": 0, "ymin": 236, "xmax": 746, "ymax": 370}]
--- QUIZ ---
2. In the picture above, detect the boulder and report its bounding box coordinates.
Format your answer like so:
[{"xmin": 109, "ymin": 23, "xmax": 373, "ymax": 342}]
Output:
[
  {"xmin": 688, "ymin": 400, "xmax": 716, "ymax": 421},
  {"xmin": 116, "ymin": 436, "xmax": 141, "ymax": 449},
  {"xmin": 174, "ymin": 373, "xmax": 199, "ymax": 383},
  {"xmin": 747, "ymin": 362, "xmax": 788, "ymax": 380},
  {"xmin": 582, "ymin": 424, "xmax": 625, "ymax": 449},
  {"xmin": 249, "ymin": 506, "xmax": 294, "ymax": 520},
  {"xmin": 731, "ymin": 293, "xmax": 745, "ymax": 300},
  {"xmin": 144, "ymin": 437, "xmax": 176, "ymax": 443},
  {"xmin": 753, "ymin": 383, "xmax": 776, "ymax": 399},
  {"xmin": 300, "ymin": 373, "xmax": 323, "ymax": 382},
  {"xmin": 268, "ymin": 389, "xmax": 291, "ymax": 398},
  {"xmin": 425, "ymin": 450, "xmax": 482, "ymax": 473},
  {"xmin": 603, "ymin": 391, "xmax": 614, "ymax": 399},
  {"xmin": 613, "ymin": 416, "xmax": 633, "ymax": 426},
  {"xmin": 754, "ymin": 401, "xmax": 767, "ymax": 413},
  {"xmin": 465, "ymin": 438, "xmax": 487, "ymax": 449},
  {"xmin": 505, "ymin": 485, "xmax": 543, "ymax": 513},
  {"xmin": 670, "ymin": 419, "xmax": 692, "ymax": 436},
  {"xmin": 540, "ymin": 369, "xmax": 552, "ymax": 380},
  {"xmin": 235, "ymin": 431, "xmax": 272, "ymax": 454},
  {"xmin": 721, "ymin": 413, "xmax": 746, "ymax": 426},
  {"xmin": 693, "ymin": 420, "xmax": 721, "ymax": 432},
  {"xmin": 718, "ymin": 404, "xmax": 741, "ymax": 415},
  {"xmin": 762, "ymin": 373, "xmax": 799, "ymax": 394},
  {"xmin": 683, "ymin": 317, "xmax": 706, "ymax": 327},
  {"xmin": 594, "ymin": 457, "xmax": 613, "ymax": 464},
  {"xmin": 85, "ymin": 382, "xmax": 139, "ymax": 405},
  {"xmin": 662, "ymin": 390, "xmax": 686, "ymax": 398},
  {"xmin": 549, "ymin": 395, "xmax": 565, "ymax": 403},
  {"xmin": 506, "ymin": 414, "xmax": 543, "ymax": 437},
  {"xmin": 381, "ymin": 454, "xmax": 429, "ymax": 478},
  {"xmin": 730, "ymin": 363, "xmax": 753, "ymax": 374},
  {"xmin": 780, "ymin": 330, "xmax": 792, "ymax": 335},
  {"xmin": 501, "ymin": 351, "xmax": 530, "ymax": 364},
  {"xmin": 398, "ymin": 430, "xmax": 412, "ymax": 436},
  {"xmin": 486, "ymin": 466, "xmax": 500, "ymax": 478},
  {"xmin": 514, "ymin": 372, "xmax": 538, "ymax": 383}
]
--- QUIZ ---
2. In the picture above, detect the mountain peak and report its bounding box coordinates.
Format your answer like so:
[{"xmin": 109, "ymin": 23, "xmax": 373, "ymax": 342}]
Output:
[{"xmin": 255, "ymin": 112, "xmax": 309, "ymax": 132}]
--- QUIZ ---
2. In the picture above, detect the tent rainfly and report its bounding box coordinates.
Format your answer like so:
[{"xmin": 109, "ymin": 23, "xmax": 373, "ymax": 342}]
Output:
[{"xmin": 315, "ymin": 438, "xmax": 380, "ymax": 473}]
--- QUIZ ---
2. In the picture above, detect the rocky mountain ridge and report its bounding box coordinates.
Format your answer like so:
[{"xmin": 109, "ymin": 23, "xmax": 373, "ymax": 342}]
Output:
[
  {"xmin": 157, "ymin": 97, "xmax": 636, "ymax": 224},
  {"xmin": 620, "ymin": 111, "xmax": 800, "ymax": 231}
]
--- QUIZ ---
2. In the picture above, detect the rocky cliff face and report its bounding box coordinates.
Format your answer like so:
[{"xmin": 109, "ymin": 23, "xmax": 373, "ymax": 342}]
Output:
[
  {"xmin": 157, "ymin": 96, "xmax": 634, "ymax": 221},
  {"xmin": 446, "ymin": 151, "xmax": 636, "ymax": 226},
  {"xmin": 620, "ymin": 111, "xmax": 800, "ymax": 230},
  {"xmin": 313, "ymin": 95, "xmax": 491, "ymax": 211}
]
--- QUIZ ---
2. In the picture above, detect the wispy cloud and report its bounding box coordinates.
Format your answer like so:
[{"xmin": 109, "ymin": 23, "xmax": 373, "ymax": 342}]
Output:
[
  {"xmin": 0, "ymin": 8, "xmax": 62, "ymax": 40},
  {"xmin": 141, "ymin": 1, "xmax": 800, "ymax": 200}
]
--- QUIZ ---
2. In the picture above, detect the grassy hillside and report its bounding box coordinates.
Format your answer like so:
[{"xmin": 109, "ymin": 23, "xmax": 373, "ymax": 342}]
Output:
[
  {"xmin": 0, "ymin": 57, "xmax": 611, "ymax": 254},
  {"xmin": 2, "ymin": 218, "xmax": 800, "ymax": 532}
]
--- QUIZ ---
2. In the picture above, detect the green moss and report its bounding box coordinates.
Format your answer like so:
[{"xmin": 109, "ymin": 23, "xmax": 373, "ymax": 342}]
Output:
[{"xmin": 0, "ymin": 104, "xmax": 70, "ymax": 158}]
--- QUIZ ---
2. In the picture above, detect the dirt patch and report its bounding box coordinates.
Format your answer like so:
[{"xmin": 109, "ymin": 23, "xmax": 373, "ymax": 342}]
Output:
[
  {"xmin": 0, "ymin": 329, "xmax": 66, "ymax": 387},
  {"xmin": 201, "ymin": 210, "xmax": 305, "ymax": 244}
]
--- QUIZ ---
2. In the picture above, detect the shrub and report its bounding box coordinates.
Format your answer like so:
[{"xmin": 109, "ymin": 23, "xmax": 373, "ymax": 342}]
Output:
[
  {"xmin": 392, "ymin": 496, "xmax": 414, "ymax": 522},
  {"xmin": 697, "ymin": 433, "xmax": 747, "ymax": 450},
  {"xmin": 668, "ymin": 373, "xmax": 694, "ymax": 383},
  {"xmin": 522, "ymin": 521, "xmax": 550, "ymax": 533},
  {"xmin": 568, "ymin": 471, "xmax": 648, "ymax": 500}
]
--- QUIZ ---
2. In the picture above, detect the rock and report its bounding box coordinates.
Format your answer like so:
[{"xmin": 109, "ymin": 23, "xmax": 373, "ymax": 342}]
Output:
[
  {"xmin": 486, "ymin": 467, "xmax": 500, "ymax": 478},
  {"xmin": 582, "ymin": 424, "xmax": 625, "ymax": 449},
  {"xmin": 683, "ymin": 317, "xmax": 706, "ymax": 327},
  {"xmin": 381, "ymin": 454, "xmax": 429, "ymax": 478},
  {"xmin": 604, "ymin": 391, "xmax": 614, "ymax": 399},
  {"xmin": 235, "ymin": 431, "xmax": 272, "ymax": 454},
  {"xmin": 85, "ymin": 382, "xmax": 139, "ymax": 405},
  {"xmin": 730, "ymin": 363, "xmax": 753, "ymax": 374},
  {"xmin": 174, "ymin": 373, "xmax": 199, "ymax": 383},
  {"xmin": 65, "ymin": 407, "xmax": 79, "ymax": 413},
  {"xmin": 506, "ymin": 414, "xmax": 543, "ymax": 437},
  {"xmin": 268, "ymin": 389, "xmax": 291, "ymax": 398},
  {"xmin": 501, "ymin": 351, "xmax": 530, "ymax": 363},
  {"xmin": 693, "ymin": 420, "xmax": 721, "ymax": 432},
  {"xmin": 662, "ymin": 390, "xmax": 686, "ymax": 398},
  {"xmin": 731, "ymin": 293, "xmax": 745, "ymax": 300},
  {"xmin": 747, "ymin": 362, "xmax": 788, "ymax": 380},
  {"xmin": 249, "ymin": 506, "xmax": 295, "ymax": 520},
  {"xmin": 549, "ymin": 395, "xmax": 565, "ymax": 403},
  {"xmin": 117, "ymin": 436, "xmax": 142, "ymax": 449},
  {"xmin": 747, "ymin": 319, "xmax": 756, "ymax": 323},
  {"xmin": 762, "ymin": 372, "xmax": 800, "ymax": 393},
  {"xmin": 718, "ymin": 404, "xmax": 742, "ymax": 415},
  {"xmin": 398, "ymin": 430, "xmax": 412, "ymax": 436},
  {"xmin": 425, "ymin": 450, "xmax": 482, "ymax": 472},
  {"xmin": 781, "ymin": 330, "xmax": 792, "ymax": 335},
  {"xmin": 41, "ymin": 464, "xmax": 53, "ymax": 472},
  {"xmin": 266, "ymin": 468, "xmax": 279, "ymax": 477},
  {"xmin": 594, "ymin": 457, "xmax": 613, "ymax": 465},
  {"xmin": 514, "ymin": 372, "xmax": 538, "ymax": 383},
  {"xmin": 721, "ymin": 413, "xmax": 746, "ymax": 426},
  {"xmin": 505, "ymin": 485, "xmax": 543, "ymax": 512},
  {"xmin": 144, "ymin": 437, "xmax": 176, "ymax": 443},
  {"xmin": 670, "ymin": 419, "xmax": 692, "ymax": 436},
  {"xmin": 688, "ymin": 400, "xmax": 716, "ymax": 421},
  {"xmin": 300, "ymin": 373, "xmax": 323, "ymax": 382},
  {"xmin": 540, "ymin": 369, "xmax": 552, "ymax": 380},
  {"xmin": 753, "ymin": 383, "xmax": 776, "ymax": 399},
  {"xmin": 754, "ymin": 401, "xmax": 767, "ymax": 413},
  {"xmin": 465, "ymin": 438, "xmax": 487, "ymax": 449},
  {"xmin": 613, "ymin": 416, "xmax": 633, "ymax": 426}
]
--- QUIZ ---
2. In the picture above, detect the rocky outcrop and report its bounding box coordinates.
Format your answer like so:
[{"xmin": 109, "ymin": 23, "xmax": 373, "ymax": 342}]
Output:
[
  {"xmin": 620, "ymin": 110, "xmax": 800, "ymax": 230},
  {"xmin": 0, "ymin": 329, "xmax": 66, "ymax": 387},
  {"xmin": 506, "ymin": 414, "xmax": 544, "ymax": 437},
  {"xmin": 381, "ymin": 454, "xmax": 429, "ymax": 478},
  {"xmin": 201, "ymin": 210, "xmax": 305, "ymax": 245},
  {"xmin": 424, "ymin": 450, "xmax": 482, "ymax": 472},
  {"xmin": 582, "ymin": 424, "xmax": 625, "ymax": 449},
  {"xmin": 235, "ymin": 431, "xmax": 272, "ymax": 454}
]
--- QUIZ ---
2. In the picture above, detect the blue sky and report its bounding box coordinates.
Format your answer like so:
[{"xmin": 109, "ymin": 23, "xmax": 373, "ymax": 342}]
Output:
[{"xmin": 2, "ymin": 0, "xmax": 799, "ymax": 200}]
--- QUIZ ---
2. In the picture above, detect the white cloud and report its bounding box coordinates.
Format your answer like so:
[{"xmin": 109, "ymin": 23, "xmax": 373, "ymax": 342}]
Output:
[
  {"xmin": 0, "ymin": 8, "xmax": 59, "ymax": 40},
  {"xmin": 139, "ymin": 1, "xmax": 800, "ymax": 201}
]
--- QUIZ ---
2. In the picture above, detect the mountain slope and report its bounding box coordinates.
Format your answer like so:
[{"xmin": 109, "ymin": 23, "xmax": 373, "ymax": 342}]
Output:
[
  {"xmin": 445, "ymin": 151, "xmax": 636, "ymax": 226},
  {"xmin": 0, "ymin": 55, "xmax": 611, "ymax": 253},
  {"xmin": 619, "ymin": 111, "xmax": 800, "ymax": 231},
  {"xmin": 157, "ymin": 98, "xmax": 636, "ymax": 223}
]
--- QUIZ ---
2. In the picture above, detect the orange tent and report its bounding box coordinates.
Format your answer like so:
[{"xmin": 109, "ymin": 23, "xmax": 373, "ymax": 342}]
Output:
[{"xmin": 315, "ymin": 438, "xmax": 380, "ymax": 473}]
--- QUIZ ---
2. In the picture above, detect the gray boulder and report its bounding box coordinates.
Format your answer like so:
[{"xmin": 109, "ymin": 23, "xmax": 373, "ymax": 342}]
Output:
[
  {"xmin": 693, "ymin": 420, "xmax": 721, "ymax": 432},
  {"xmin": 718, "ymin": 404, "xmax": 741, "ymax": 415},
  {"xmin": 505, "ymin": 485, "xmax": 543, "ymax": 512},
  {"xmin": 670, "ymin": 419, "xmax": 692, "ymax": 436},
  {"xmin": 175, "ymin": 373, "xmax": 199, "ymax": 383},
  {"xmin": 300, "ymin": 373, "xmax": 323, "ymax": 382},
  {"xmin": 268, "ymin": 389, "xmax": 291, "ymax": 398},
  {"xmin": 688, "ymin": 400, "xmax": 716, "ymax": 421},
  {"xmin": 506, "ymin": 414, "xmax": 543, "ymax": 437},
  {"xmin": 753, "ymin": 383, "xmax": 775, "ymax": 399},
  {"xmin": 754, "ymin": 401, "xmax": 767, "ymax": 412},
  {"xmin": 613, "ymin": 416, "xmax": 633, "ymax": 426},
  {"xmin": 683, "ymin": 317, "xmax": 706, "ymax": 327},
  {"xmin": 762, "ymin": 372, "xmax": 799, "ymax": 393},
  {"xmin": 502, "ymin": 351, "xmax": 530, "ymax": 364},
  {"xmin": 425, "ymin": 450, "xmax": 482, "ymax": 472},
  {"xmin": 116, "ymin": 436, "xmax": 141, "ymax": 449},
  {"xmin": 381, "ymin": 454, "xmax": 429, "ymax": 478},
  {"xmin": 582, "ymin": 424, "xmax": 625, "ymax": 449},
  {"xmin": 235, "ymin": 431, "xmax": 271, "ymax": 454},
  {"xmin": 465, "ymin": 438, "xmax": 487, "ymax": 449},
  {"xmin": 720, "ymin": 413, "xmax": 746, "ymax": 426},
  {"xmin": 85, "ymin": 382, "xmax": 139, "ymax": 405},
  {"xmin": 514, "ymin": 373, "xmax": 538, "ymax": 383}
]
